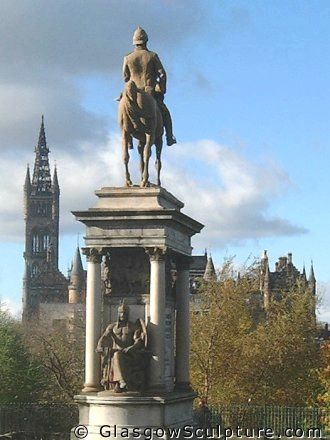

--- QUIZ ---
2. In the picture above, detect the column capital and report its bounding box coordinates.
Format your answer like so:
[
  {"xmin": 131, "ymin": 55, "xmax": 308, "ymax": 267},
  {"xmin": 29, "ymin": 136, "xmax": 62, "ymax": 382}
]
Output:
[
  {"xmin": 145, "ymin": 247, "xmax": 167, "ymax": 262},
  {"xmin": 82, "ymin": 247, "xmax": 103, "ymax": 264},
  {"xmin": 175, "ymin": 255, "xmax": 191, "ymax": 271}
]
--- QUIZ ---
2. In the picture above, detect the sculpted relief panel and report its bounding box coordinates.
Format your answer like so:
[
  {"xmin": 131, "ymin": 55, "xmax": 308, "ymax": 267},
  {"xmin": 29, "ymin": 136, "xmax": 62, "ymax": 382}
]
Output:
[{"xmin": 103, "ymin": 248, "xmax": 150, "ymax": 297}]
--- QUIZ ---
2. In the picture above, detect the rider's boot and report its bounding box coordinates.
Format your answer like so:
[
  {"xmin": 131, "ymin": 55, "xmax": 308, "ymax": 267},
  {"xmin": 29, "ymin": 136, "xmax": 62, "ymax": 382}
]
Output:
[
  {"xmin": 158, "ymin": 100, "xmax": 177, "ymax": 146},
  {"xmin": 166, "ymin": 134, "xmax": 177, "ymax": 146}
]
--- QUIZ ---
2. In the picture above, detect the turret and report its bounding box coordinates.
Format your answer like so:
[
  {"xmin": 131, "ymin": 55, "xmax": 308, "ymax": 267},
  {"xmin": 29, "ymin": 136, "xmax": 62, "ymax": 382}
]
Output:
[
  {"xmin": 23, "ymin": 165, "xmax": 31, "ymax": 219},
  {"xmin": 203, "ymin": 256, "xmax": 216, "ymax": 281},
  {"xmin": 52, "ymin": 165, "xmax": 59, "ymax": 195},
  {"xmin": 24, "ymin": 165, "xmax": 31, "ymax": 193},
  {"xmin": 308, "ymin": 261, "xmax": 316, "ymax": 295},
  {"xmin": 68, "ymin": 247, "xmax": 85, "ymax": 304}
]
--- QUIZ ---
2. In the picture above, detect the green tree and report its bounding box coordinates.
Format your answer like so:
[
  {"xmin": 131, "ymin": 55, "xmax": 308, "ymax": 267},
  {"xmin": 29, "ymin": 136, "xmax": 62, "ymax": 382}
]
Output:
[
  {"xmin": 0, "ymin": 309, "xmax": 43, "ymax": 403},
  {"xmin": 24, "ymin": 316, "xmax": 85, "ymax": 402},
  {"xmin": 190, "ymin": 261, "xmax": 321, "ymax": 406}
]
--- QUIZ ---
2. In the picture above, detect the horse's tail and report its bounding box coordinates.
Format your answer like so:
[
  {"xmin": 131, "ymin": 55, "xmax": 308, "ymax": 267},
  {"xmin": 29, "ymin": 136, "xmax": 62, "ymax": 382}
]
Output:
[{"xmin": 122, "ymin": 81, "xmax": 152, "ymax": 134}]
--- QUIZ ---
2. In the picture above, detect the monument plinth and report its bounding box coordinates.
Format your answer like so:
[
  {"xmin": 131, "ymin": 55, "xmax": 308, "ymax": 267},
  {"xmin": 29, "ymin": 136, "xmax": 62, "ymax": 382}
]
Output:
[{"xmin": 72, "ymin": 186, "xmax": 203, "ymax": 438}]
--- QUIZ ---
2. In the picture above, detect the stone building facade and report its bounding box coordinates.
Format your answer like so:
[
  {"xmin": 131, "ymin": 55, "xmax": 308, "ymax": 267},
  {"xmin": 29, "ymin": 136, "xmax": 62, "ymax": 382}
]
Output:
[{"xmin": 260, "ymin": 250, "xmax": 316, "ymax": 310}]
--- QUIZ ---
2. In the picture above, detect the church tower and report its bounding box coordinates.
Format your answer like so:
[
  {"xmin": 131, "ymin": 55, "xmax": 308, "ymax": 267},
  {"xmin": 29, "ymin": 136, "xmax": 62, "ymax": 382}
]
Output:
[{"xmin": 23, "ymin": 117, "xmax": 67, "ymax": 321}]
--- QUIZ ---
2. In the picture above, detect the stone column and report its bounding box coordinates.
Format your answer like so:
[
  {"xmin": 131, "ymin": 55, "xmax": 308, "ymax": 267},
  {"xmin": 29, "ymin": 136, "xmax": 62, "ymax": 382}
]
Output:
[
  {"xmin": 146, "ymin": 247, "xmax": 167, "ymax": 391},
  {"xmin": 175, "ymin": 255, "xmax": 191, "ymax": 390},
  {"xmin": 82, "ymin": 248, "xmax": 103, "ymax": 392}
]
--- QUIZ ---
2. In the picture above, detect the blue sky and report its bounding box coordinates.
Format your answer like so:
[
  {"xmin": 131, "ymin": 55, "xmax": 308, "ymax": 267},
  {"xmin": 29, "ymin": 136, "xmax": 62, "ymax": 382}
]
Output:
[{"xmin": 0, "ymin": 0, "xmax": 329, "ymax": 321}]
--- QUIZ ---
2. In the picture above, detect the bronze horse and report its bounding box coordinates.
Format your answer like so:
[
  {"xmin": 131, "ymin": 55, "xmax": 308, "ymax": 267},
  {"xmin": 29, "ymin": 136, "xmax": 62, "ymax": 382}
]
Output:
[{"xmin": 118, "ymin": 80, "xmax": 164, "ymax": 187}]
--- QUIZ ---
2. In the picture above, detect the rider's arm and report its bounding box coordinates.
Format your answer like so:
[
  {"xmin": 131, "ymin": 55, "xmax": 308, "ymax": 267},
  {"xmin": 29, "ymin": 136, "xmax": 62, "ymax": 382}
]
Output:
[
  {"xmin": 154, "ymin": 54, "xmax": 167, "ymax": 94},
  {"xmin": 123, "ymin": 56, "xmax": 130, "ymax": 83}
]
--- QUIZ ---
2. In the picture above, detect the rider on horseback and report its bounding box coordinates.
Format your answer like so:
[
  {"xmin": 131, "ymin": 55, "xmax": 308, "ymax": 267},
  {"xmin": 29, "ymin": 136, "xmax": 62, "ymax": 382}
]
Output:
[{"xmin": 122, "ymin": 27, "xmax": 177, "ymax": 147}]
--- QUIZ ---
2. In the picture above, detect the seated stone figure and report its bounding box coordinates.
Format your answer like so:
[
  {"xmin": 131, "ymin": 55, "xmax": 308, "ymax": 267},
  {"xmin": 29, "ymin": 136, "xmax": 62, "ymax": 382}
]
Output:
[{"xmin": 96, "ymin": 303, "xmax": 149, "ymax": 393}]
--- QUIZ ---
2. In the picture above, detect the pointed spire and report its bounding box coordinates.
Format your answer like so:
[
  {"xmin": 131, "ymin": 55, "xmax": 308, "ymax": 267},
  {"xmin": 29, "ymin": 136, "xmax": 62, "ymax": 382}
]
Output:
[
  {"xmin": 71, "ymin": 246, "xmax": 84, "ymax": 279},
  {"xmin": 32, "ymin": 116, "xmax": 52, "ymax": 192},
  {"xmin": 203, "ymin": 256, "xmax": 216, "ymax": 281},
  {"xmin": 52, "ymin": 164, "xmax": 59, "ymax": 193},
  {"xmin": 24, "ymin": 164, "xmax": 31, "ymax": 192},
  {"xmin": 37, "ymin": 115, "xmax": 48, "ymax": 151},
  {"xmin": 309, "ymin": 261, "xmax": 315, "ymax": 281},
  {"xmin": 308, "ymin": 261, "xmax": 316, "ymax": 295},
  {"xmin": 302, "ymin": 264, "xmax": 307, "ymax": 282}
]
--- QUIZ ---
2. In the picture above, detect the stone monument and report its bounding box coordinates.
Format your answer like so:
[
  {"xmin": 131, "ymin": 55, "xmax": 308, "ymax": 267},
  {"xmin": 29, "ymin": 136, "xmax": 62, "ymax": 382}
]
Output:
[{"xmin": 71, "ymin": 28, "xmax": 203, "ymax": 439}]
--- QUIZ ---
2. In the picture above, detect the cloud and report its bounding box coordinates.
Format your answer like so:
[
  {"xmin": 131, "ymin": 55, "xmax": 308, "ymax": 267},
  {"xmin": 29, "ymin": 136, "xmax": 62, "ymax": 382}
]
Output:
[
  {"xmin": 0, "ymin": 297, "xmax": 22, "ymax": 319},
  {"xmin": 0, "ymin": 80, "xmax": 108, "ymax": 151},
  {"xmin": 0, "ymin": 136, "xmax": 306, "ymax": 248},
  {"xmin": 0, "ymin": 0, "xmax": 207, "ymax": 152},
  {"xmin": 316, "ymin": 281, "xmax": 330, "ymax": 322},
  {"xmin": 162, "ymin": 139, "xmax": 307, "ymax": 248}
]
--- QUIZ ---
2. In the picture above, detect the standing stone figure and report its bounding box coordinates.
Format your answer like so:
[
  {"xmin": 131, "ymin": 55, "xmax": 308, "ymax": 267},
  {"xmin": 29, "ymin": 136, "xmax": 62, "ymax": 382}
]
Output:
[
  {"xmin": 96, "ymin": 303, "xmax": 149, "ymax": 392},
  {"xmin": 123, "ymin": 27, "xmax": 176, "ymax": 147}
]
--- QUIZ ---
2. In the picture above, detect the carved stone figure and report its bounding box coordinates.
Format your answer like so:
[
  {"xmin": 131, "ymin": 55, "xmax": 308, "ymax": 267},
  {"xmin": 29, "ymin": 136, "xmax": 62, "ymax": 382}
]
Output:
[
  {"xmin": 96, "ymin": 303, "xmax": 149, "ymax": 392},
  {"xmin": 118, "ymin": 27, "xmax": 176, "ymax": 188},
  {"xmin": 102, "ymin": 254, "xmax": 112, "ymax": 295}
]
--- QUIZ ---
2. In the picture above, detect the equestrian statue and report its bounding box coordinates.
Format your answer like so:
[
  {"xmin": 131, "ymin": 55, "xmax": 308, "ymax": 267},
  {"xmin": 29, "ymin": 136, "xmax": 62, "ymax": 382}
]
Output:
[{"xmin": 118, "ymin": 27, "xmax": 176, "ymax": 188}]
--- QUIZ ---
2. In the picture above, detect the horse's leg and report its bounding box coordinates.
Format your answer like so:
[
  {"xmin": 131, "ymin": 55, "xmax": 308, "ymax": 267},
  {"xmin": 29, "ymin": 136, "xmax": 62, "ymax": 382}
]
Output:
[
  {"xmin": 138, "ymin": 141, "xmax": 145, "ymax": 182},
  {"xmin": 122, "ymin": 132, "xmax": 132, "ymax": 186},
  {"xmin": 155, "ymin": 136, "xmax": 163, "ymax": 187},
  {"xmin": 141, "ymin": 134, "xmax": 152, "ymax": 187}
]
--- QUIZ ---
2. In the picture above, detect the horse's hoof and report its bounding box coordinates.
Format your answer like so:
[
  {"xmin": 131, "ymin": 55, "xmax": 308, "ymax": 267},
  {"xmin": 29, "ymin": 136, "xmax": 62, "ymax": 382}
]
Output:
[
  {"xmin": 140, "ymin": 179, "xmax": 150, "ymax": 188},
  {"xmin": 126, "ymin": 180, "xmax": 133, "ymax": 187}
]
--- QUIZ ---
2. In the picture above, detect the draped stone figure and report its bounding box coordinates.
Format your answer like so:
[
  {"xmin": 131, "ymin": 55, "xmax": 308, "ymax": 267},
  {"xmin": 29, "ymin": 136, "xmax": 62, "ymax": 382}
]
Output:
[{"xmin": 96, "ymin": 303, "xmax": 149, "ymax": 392}]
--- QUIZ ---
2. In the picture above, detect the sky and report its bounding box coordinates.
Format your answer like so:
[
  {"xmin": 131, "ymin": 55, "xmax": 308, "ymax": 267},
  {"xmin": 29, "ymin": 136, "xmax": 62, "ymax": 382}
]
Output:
[{"xmin": 0, "ymin": 0, "xmax": 329, "ymax": 321}]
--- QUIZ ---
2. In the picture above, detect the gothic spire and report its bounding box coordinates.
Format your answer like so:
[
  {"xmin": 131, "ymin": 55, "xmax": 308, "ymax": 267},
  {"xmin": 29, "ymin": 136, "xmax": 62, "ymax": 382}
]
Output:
[
  {"xmin": 24, "ymin": 164, "xmax": 31, "ymax": 193},
  {"xmin": 32, "ymin": 116, "xmax": 52, "ymax": 192}
]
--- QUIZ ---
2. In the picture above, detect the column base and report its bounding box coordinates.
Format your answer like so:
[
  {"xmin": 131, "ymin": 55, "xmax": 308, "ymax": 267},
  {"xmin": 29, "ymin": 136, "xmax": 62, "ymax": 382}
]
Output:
[
  {"xmin": 147, "ymin": 384, "xmax": 168, "ymax": 394},
  {"xmin": 72, "ymin": 390, "xmax": 197, "ymax": 440},
  {"xmin": 175, "ymin": 382, "xmax": 192, "ymax": 392},
  {"xmin": 82, "ymin": 384, "xmax": 103, "ymax": 393}
]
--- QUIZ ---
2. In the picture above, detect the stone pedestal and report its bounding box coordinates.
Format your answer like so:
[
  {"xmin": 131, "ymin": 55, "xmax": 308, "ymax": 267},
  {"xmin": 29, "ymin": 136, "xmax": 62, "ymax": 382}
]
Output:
[
  {"xmin": 72, "ymin": 187, "xmax": 203, "ymax": 438},
  {"xmin": 72, "ymin": 391, "xmax": 196, "ymax": 439}
]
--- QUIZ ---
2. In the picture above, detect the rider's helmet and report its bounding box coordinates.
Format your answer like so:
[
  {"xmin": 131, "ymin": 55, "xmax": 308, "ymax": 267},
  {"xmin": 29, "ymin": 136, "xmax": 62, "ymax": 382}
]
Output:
[{"xmin": 133, "ymin": 26, "xmax": 148, "ymax": 45}]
